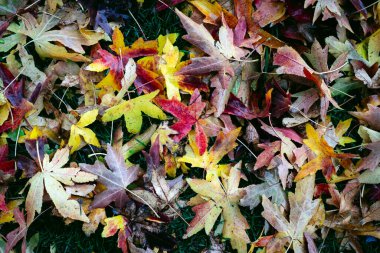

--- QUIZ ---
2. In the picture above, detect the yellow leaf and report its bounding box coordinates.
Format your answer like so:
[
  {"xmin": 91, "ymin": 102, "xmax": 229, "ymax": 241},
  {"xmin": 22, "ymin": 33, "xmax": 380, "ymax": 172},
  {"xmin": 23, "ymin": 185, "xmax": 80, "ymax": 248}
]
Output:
[
  {"xmin": 335, "ymin": 118, "xmax": 355, "ymax": 146},
  {"xmin": 159, "ymin": 38, "xmax": 185, "ymax": 100},
  {"xmin": 178, "ymin": 128, "xmax": 240, "ymax": 180},
  {"xmin": 0, "ymin": 200, "xmax": 23, "ymax": 224},
  {"xmin": 25, "ymin": 147, "xmax": 97, "ymax": 225},
  {"xmin": 68, "ymin": 109, "xmax": 101, "ymax": 153},
  {"xmin": 184, "ymin": 162, "xmax": 250, "ymax": 253},
  {"xmin": 102, "ymin": 215, "xmax": 127, "ymax": 237},
  {"xmin": 0, "ymin": 102, "xmax": 10, "ymax": 126},
  {"xmin": 157, "ymin": 33, "xmax": 179, "ymax": 54},
  {"xmin": 102, "ymin": 90, "xmax": 166, "ymax": 134},
  {"xmin": 295, "ymin": 124, "xmax": 355, "ymax": 181},
  {"xmin": 357, "ymin": 29, "xmax": 380, "ymax": 65},
  {"xmin": 47, "ymin": 0, "xmax": 63, "ymax": 13}
]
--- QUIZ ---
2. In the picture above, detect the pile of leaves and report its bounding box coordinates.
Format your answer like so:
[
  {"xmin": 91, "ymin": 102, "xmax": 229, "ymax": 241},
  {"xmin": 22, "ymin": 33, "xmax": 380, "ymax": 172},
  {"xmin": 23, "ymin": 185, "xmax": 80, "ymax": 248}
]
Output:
[{"xmin": 1, "ymin": 0, "xmax": 380, "ymax": 252}]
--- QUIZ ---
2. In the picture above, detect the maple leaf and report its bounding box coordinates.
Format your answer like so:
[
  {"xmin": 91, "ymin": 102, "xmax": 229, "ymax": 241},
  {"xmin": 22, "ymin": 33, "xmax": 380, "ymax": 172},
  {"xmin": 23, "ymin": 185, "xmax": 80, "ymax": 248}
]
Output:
[
  {"xmin": 80, "ymin": 144, "xmax": 139, "ymax": 209},
  {"xmin": 102, "ymin": 215, "xmax": 131, "ymax": 253},
  {"xmin": 274, "ymin": 46, "xmax": 341, "ymax": 120},
  {"xmin": 304, "ymin": 40, "xmax": 348, "ymax": 84},
  {"xmin": 135, "ymin": 35, "xmax": 208, "ymax": 98},
  {"xmin": 295, "ymin": 124, "xmax": 356, "ymax": 181},
  {"xmin": 262, "ymin": 175, "xmax": 322, "ymax": 253},
  {"xmin": 253, "ymin": 0, "xmax": 286, "ymax": 27},
  {"xmin": 5, "ymin": 208, "xmax": 27, "ymax": 253},
  {"xmin": 0, "ymin": 145, "xmax": 15, "ymax": 176},
  {"xmin": 305, "ymin": 0, "xmax": 353, "ymax": 32},
  {"xmin": 146, "ymin": 138, "xmax": 185, "ymax": 204},
  {"xmin": 132, "ymin": 138, "xmax": 185, "ymax": 212},
  {"xmin": 86, "ymin": 27, "xmax": 157, "ymax": 94},
  {"xmin": 102, "ymin": 90, "xmax": 166, "ymax": 134},
  {"xmin": 184, "ymin": 162, "xmax": 250, "ymax": 253},
  {"xmin": 178, "ymin": 128, "xmax": 240, "ymax": 180},
  {"xmin": 175, "ymin": 9, "xmax": 251, "ymax": 116},
  {"xmin": 68, "ymin": 109, "xmax": 101, "ymax": 154},
  {"xmin": 25, "ymin": 147, "xmax": 97, "ymax": 225},
  {"xmin": 240, "ymin": 170, "xmax": 287, "ymax": 210},
  {"xmin": 156, "ymin": 89, "xmax": 207, "ymax": 154},
  {"xmin": 1, "ymin": 13, "xmax": 104, "ymax": 61},
  {"xmin": 356, "ymin": 142, "xmax": 380, "ymax": 171},
  {"xmin": 350, "ymin": 104, "xmax": 380, "ymax": 131},
  {"xmin": 224, "ymin": 89, "xmax": 273, "ymax": 119}
]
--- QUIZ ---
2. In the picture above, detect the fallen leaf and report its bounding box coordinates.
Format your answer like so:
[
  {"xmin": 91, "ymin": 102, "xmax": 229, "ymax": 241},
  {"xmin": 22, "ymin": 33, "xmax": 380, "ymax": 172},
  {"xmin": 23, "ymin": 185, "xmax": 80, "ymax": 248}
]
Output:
[
  {"xmin": 68, "ymin": 109, "xmax": 101, "ymax": 153},
  {"xmin": 184, "ymin": 162, "xmax": 250, "ymax": 253},
  {"xmin": 102, "ymin": 215, "xmax": 130, "ymax": 253},
  {"xmin": 295, "ymin": 124, "xmax": 355, "ymax": 181},
  {"xmin": 102, "ymin": 90, "xmax": 166, "ymax": 134},
  {"xmin": 262, "ymin": 175, "xmax": 322, "ymax": 253},
  {"xmin": 80, "ymin": 144, "xmax": 139, "ymax": 209},
  {"xmin": 240, "ymin": 170, "xmax": 287, "ymax": 210},
  {"xmin": 25, "ymin": 147, "xmax": 97, "ymax": 225},
  {"xmin": 178, "ymin": 128, "xmax": 240, "ymax": 180},
  {"xmin": 156, "ymin": 89, "xmax": 207, "ymax": 154}
]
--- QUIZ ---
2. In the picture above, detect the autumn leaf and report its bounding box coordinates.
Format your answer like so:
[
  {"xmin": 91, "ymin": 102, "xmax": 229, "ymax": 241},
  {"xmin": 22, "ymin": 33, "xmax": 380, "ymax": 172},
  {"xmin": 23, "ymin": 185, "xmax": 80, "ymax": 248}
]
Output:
[
  {"xmin": 86, "ymin": 27, "xmax": 157, "ymax": 94},
  {"xmin": 262, "ymin": 175, "xmax": 322, "ymax": 253},
  {"xmin": 80, "ymin": 144, "xmax": 139, "ymax": 209},
  {"xmin": 240, "ymin": 170, "xmax": 287, "ymax": 210},
  {"xmin": 295, "ymin": 124, "xmax": 356, "ymax": 181},
  {"xmin": 0, "ymin": 145, "xmax": 15, "ymax": 176},
  {"xmin": 102, "ymin": 90, "xmax": 166, "ymax": 134},
  {"xmin": 132, "ymin": 138, "xmax": 185, "ymax": 211},
  {"xmin": 305, "ymin": 0, "xmax": 353, "ymax": 32},
  {"xmin": 1, "ymin": 13, "xmax": 104, "ymax": 61},
  {"xmin": 25, "ymin": 147, "xmax": 97, "ymax": 225},
  {"xmin": 175, "ymin": 9, "xmax": 249, "ymax": 116},
  {"xmin": 135, "ymin": 35, "xmax": 208, "ymax": 98},
  {"xmin": 68, "ymin": 109, "xmax": 101, "ymax": 154},
  {"xmin": 156, "ymin": 89, "xmax": 207, "ymax": 154},
  {"xmin": 184, "ymin": 162, "xmax": 250, "ymax": 253},
  {"xmin": 5, "ymin": 208, "xmax": 27, "ymax": 253},
  {"xmin": 102, "ymin": 215, "xmax": 130, "ymax": 253},
  {"xmin": 253, "ymin": 0, "xmax": 286, "ymax": 27},
  {"xmin": 350, "ymin": 102, "xmax": 380, "ymax": 131},
  {"xmin": 178, "ymin": 128, "xmax": 240, "ymax": 180}
]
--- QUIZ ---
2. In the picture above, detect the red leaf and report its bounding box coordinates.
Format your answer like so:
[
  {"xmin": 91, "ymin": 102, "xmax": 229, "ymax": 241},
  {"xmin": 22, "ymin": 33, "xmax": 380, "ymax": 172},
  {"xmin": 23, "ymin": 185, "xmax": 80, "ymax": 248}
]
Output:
[
  {"xmin": 0, "ymin": 100, "xmax": 33, "ymax": 133},
  {"xmin": 0, "ymin": 145, "xmax": 15, "ymax": 175},
  {"xmin": 156, "ymin": 90, "xmax": 206, "ymax": 153},
  {"xmin": 224, "ymin": 89, "xmax": 272, "ymax": 119}
]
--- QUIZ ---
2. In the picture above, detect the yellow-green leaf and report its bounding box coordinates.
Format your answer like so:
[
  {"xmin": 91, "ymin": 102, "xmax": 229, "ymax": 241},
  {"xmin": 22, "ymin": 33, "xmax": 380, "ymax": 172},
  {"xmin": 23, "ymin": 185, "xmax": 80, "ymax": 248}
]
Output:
[
  {"xmin": 68, "ymin": 109, "xmax": 100, "ymax": 153},
  {"xmin": 102, "ymin": 90, "xmax": 166, "ymax": 134}
]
